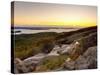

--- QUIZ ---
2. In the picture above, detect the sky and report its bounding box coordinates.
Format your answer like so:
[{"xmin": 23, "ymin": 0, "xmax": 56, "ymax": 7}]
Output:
[{"xmin": 12, "ymin": 1, "xmax": 97, "ymax": 27}]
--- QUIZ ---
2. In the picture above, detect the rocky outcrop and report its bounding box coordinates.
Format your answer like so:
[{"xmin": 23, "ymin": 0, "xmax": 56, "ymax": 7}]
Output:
[
  {"xmin": 14, "ymin": 58, "xmax": 29, "ymax": 73},
  {"xmin": 14, "ymin": 53, "xmax": 46, "ymax": 73},
  {"xmin": 14, "ymin": 51, "xmax": 60, "ymax": 73},
  {"xmin": 14, "ymin": 42, "xmax": 97, "ymax": 73},
  {"xmin": 48, "ymin": 44, "xmax": 69, "ymax": 56},
  {"xmin": 23, "ymin": 53, "xmax": 46, "ymax": 64},
  {"xmin": 63, "ymin": 46, "xmax": 97, "ymax": 70}
]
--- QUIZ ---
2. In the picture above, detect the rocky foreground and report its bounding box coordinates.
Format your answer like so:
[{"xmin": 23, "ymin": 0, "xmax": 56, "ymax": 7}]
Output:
[{"xmin": 14, "ymin": 26, "xmax": 97, "ymax": 73}]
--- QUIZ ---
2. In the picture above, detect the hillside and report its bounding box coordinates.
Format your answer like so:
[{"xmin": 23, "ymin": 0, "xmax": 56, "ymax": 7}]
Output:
[{"xmin": 13, "ymin": 26, "xmax": 97, "ymax": 73}]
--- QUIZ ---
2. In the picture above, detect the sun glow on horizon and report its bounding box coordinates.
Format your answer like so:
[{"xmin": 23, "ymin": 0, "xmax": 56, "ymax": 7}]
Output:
[{"xmin": 14, "ymin": 16, "xmax": 96, "ymax": 27}]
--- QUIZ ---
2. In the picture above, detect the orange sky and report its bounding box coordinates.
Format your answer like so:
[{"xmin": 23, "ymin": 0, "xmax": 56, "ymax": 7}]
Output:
[{"xmin": 13, "ymin": 1, "xmax": 97, "ymax": 27}]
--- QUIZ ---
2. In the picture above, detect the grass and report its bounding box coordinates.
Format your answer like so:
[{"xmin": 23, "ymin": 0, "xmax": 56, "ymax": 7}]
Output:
[
  {"xmin": 14, "ymin": 32, "xmax": 58, "ymax": 59},
  {"xmin": 35, "ymin": 55, "xmax": 68, "ymax": 71},
  {"xmin": 55, "ymin": 26, "xmax": 97, "ymax": 44}
]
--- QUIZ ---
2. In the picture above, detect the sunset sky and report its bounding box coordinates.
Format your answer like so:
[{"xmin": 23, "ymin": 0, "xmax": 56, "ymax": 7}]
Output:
[{"xmin": 13, "ymin": 1, "xmax": 97, "ymax": 27}]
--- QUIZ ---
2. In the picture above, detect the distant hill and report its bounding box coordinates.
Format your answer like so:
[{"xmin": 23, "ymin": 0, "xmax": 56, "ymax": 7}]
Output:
[
  {"xmin": 55, "ymin": 26, "xmax": 97, "ymax": 44},
  {"xmin": 11, "ymin": 26, "xmax": 78, "ymax": 30}
]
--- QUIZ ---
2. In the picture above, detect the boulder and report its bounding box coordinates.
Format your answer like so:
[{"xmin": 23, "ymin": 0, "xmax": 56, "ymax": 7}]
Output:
[
  {"xmin": 23, "ymin": 53, "xmax": 46, "ymax": 65},
  {"xmin": 63, "ymin": 46, "xmax": 97, "ymax": 70},
  {"xmin": 14, "ymin": 58, "xmax": 29, "ymax": 73}
]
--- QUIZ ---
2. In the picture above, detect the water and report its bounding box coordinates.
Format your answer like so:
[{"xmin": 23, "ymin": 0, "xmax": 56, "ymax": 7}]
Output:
[{"xmin": 13, "ymin": 28, "xmax": 79, "ymax": 35}]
